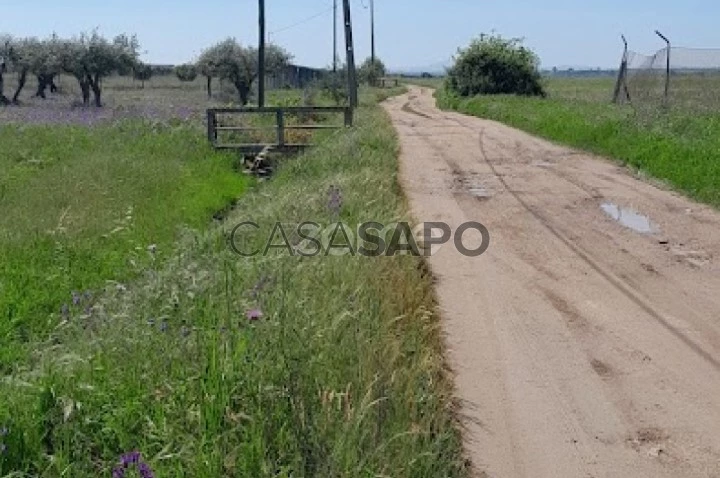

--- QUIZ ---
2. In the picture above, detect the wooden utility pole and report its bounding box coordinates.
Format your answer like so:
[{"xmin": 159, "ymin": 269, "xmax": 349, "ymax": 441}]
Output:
[
  {"xmin": 333, "ymin": 0, "xmax": 338, "ymax": 72},
  {"xmin": 370, "ymin": 0, "xmax": 376, "ymax": 64},
  {"xmin": 343, "ymin": 0, "xmax": 358, "ymax": 108},
  {"xmin": 258, "ymin": 0, "xmax": 266, "ymax": 107}
]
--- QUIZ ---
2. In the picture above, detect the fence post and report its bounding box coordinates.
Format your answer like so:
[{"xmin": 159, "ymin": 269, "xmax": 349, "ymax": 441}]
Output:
[
  {"xmin": 277, "ymin": 110, "xmax": 285, "ymax": 146},
  {"xmin": 656, "ymin": 30, "xmax": 671, "ymax": 106},
  {"xmin": 613, "ymin": 35, "xmax": 629, "ymax": 104},
  {"xmin": 344, "ymin": 107, "xmax": 353, "ymax": 127},
  {"xmin": 206, "ymin": 110, "xmax": 216, "ymax": 144}
]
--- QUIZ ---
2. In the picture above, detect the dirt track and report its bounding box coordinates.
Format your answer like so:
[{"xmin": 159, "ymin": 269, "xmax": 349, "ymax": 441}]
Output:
[{"xmin": 384, "ymin": 86, "xmax": 720, "ymax": 478}]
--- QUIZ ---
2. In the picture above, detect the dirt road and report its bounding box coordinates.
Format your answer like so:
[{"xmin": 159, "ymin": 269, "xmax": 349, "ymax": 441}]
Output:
[{"xmin": 383, "ymin": 87, "xmax": 720, "ymax": 478}]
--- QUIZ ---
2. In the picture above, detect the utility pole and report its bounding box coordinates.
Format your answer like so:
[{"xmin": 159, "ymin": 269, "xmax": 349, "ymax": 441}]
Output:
[
  {"xmin": 342, "ymin": 0, "xmax": 358, "ymax": 108},
  {"xmin": 333, "ymin": 0, "xmax": 338, "ymax": 72},
  {"xmin": 258, "ymin": 0, "xmax": 266, "ymax": 107},
  {"xmin": 370, "ymin": 0, "xmax": 376, "ymax": 64}
]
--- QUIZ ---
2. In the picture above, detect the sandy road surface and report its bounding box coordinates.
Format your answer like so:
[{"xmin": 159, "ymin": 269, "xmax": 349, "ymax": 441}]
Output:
[{"xmin": 383, "ymin": 86, "xmax": 720, "ymax": 478}]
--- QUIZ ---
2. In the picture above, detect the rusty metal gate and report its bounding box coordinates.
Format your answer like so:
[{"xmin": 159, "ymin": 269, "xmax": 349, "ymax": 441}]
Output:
[{"xmin": 206, "ymin": 106, "xmax": 353, "ymax": 154}]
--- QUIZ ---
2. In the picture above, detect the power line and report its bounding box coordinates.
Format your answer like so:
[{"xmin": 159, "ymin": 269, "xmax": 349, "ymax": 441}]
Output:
[{"xmin": 269, "ymin": 6, "xmax": 334, "ymax": 37}]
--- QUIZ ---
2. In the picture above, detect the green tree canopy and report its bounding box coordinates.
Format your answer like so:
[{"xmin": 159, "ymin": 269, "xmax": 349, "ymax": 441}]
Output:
[
  {"xmin": 58, "ymin": 31, "xmax": 140, "ymax": 106},
  {"xmin": 197, "ymin": 38, "xmax": 292, "ymax": 105}
]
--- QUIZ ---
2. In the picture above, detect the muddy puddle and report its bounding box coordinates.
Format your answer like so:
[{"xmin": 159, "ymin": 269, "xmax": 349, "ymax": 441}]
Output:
[
  {"xmin": 601, "ymin": 202, "xmax": 658, "ymax": 234},
  {"xmin": 468, "ymin": 186, "xmax": 493, "ymax": 199}
]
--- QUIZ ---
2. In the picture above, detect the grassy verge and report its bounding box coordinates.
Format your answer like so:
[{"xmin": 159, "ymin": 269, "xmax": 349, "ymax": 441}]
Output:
[
  {"xmin": 0, "ymin": 121, "xmax": 249, "ymax": 368},
  {"xmin": 436, "ymin": 88, "xmax": 720, "ymax": 207},
  {"xmin": 0, "ymin": 93, "xmax": 466, "ymax": 477}
]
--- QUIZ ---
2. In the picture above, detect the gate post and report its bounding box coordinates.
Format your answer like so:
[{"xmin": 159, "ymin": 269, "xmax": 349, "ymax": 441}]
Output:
[
  {"xmin": 207, "ymin": 110, "xmax": 217, "ymax": 144},
  {"xmin": 276, "ymin": 110, "xmax": 285, "ymax": 146}
]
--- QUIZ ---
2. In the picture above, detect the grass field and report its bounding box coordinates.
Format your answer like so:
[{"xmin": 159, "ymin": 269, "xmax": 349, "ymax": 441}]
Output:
[
  {"xmin": 435, "ymin": 76, "xmax": 720, "ymax": 208},
  {"xmin": 0, "ymin": 79, "xmax": 466, "ymax": 476}
]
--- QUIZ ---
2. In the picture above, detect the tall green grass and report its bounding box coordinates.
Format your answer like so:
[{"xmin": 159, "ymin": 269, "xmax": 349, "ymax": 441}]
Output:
[
  {"xmin": 437, "ymin": 87, "xmax": 720, "ymax": 207},
  {"xmin": 0, "ymin": 121, "xmax": 250, "ymax": 368},
  {"xmin": 0, "ymin": 97, "xmax": 466, "ymax": 477}
]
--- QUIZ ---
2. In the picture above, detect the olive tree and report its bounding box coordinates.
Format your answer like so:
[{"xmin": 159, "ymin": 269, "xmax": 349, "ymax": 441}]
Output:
[
  {"xmin": 358, "ymin": 57, "xmax": 386, "ymax": 86},
  {"xmin": 446, "ymin": 33, "xmax": 545, "ymax": 97},
  {"xmin": 58, "ymin": 39, "xmax": 92, "ymax": 105},
  {"xmin": 198, "ymin": 38, "xmax": 291, "ymax": 105},
  {"xmin": 8, "ymin": 37, "xmax": 63, "ymax": 103},
  {"xmin": 60, "ymin": 32, "xmax": 140, "ymax": 106},
  {"xmin": 196, "ymin": 52, "xmax": 217, "ymax": 98}
]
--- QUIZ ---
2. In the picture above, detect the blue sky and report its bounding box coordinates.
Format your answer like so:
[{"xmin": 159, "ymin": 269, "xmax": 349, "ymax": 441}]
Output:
[{"xmin": 3, "ymin": 0, "xmax": 720, "ymax": 70}]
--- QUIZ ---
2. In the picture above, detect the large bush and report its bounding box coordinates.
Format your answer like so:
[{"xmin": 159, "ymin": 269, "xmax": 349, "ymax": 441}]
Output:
[
  {"xmin": 358, "ymin": 57, "xmax": 386, "ymax": 86},
  {"xmin": 174, "ymin": 63, "xmax": 198, "ymax": 82},
  {"xmin": 446, "ymin": 33, "xmax": 545, "ymax": 97}
]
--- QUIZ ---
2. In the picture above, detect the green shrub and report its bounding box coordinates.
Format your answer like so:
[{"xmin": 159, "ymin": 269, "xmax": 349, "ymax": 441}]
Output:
[
  {"xmin": 358, "ymin": 57, "xmax": 386, "ymax": 86},
  {"xmin": 317, "ymin": 71, "xmax": 348, "ymax": 105},
  {"xmin": 446, "ymin": 33, "xmax": 545, "ymax": 97},
  {"xmin": 174, "ymin": 63, "xmax": 198, "ymax": 82}
]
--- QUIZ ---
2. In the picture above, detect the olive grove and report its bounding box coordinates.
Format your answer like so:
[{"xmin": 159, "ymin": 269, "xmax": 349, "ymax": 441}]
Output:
[{"xmin": 0, "ymin": 31, "xmax": 139, "ymax": 106}]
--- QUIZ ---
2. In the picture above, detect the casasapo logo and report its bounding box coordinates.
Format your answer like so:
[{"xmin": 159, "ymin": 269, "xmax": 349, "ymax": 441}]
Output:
[{"xmin": 228, "ymin": 221, "xmax": 490, "ymax": 257}]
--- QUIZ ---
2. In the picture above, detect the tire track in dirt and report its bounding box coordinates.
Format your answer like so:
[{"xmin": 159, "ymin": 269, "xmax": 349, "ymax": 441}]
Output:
[
  {"xmin": 384, "ymin": 86, "xmax": 720, "ymax": 478},
  {"xmin": 402, "ymin": 94, "xmax": 720, "ymax": 371}
]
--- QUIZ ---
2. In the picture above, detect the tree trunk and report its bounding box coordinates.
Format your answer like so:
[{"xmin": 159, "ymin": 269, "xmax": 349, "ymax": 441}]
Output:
[
  {"xmin": 76, "ymin": 75, "xmax": 90, "ymax": 106},
  {"xmin": 235, "ymin": 81, "xmax": 251, "ymax": 106},
  {"xmin": 0, "ymin": 69, "xmax": 9, "ymax": 106},
  {"xmin": 12, "ymin": 69, "xmax": 28, "ymax": 104},
  {"xmin": 206, "ymin": 75, "xmax": 212, "ymax": 98},
  {"xmin": 35, "ymin": 74, "xmax": 49, "ymax": 99},
  {"xmin": 88, "ymin": 73, "xmax": 102, "ymax": 107}
]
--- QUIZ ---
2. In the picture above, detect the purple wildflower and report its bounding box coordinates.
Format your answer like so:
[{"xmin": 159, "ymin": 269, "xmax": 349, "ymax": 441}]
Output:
[
  {"xmin": 71, "ymin": 291, "xmax": 82, "ymax": 306},
  {"xmin": 246, "ymin": 308, "xmax": 264, "ymax": 321},
  {"xmin": 121, "ymin": 451, "xmax": 141, "ymax": 466},
  {"xmin": 112, "ymin": 451, "xmax": 154, "ymax": 478},
  {"xmin": 138, "ymin": 462, "xmax": 155, "ymax": 478},
  {"xmin": 61, "ymin": 303, "xmax": 70, "ymax": 318},
  {"xmin": 159, "ymin": 320, "xmax": 168, "ymax": 332},
  {"xmin": 181, "ymin": 326, "xmax": 190, "ymax": 337}
]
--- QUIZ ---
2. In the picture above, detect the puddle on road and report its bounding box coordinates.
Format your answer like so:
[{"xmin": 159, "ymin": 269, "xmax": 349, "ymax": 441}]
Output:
[
  {"xmin": 601, "ymin": 202, "xmax": 658, "ymax": 234},
  {"xmin": 468, "ymin": 186, "xmax": 492, "ymax": 199}
]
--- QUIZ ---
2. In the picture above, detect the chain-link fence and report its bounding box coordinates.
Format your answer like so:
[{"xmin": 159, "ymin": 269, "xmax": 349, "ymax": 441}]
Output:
[{"xmin": 616, "ymin": 45, "xmax": 720, "ymax": 113}]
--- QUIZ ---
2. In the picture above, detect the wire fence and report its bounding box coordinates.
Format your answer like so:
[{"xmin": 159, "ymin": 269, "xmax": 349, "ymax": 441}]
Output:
[{"xmin": 618, "ymin": 47, "xmax": 720, "ymax": 113}]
